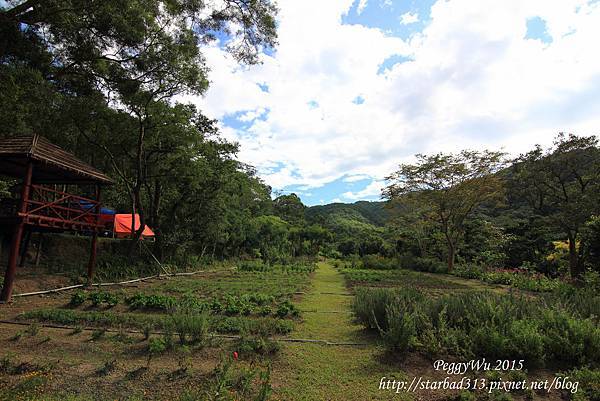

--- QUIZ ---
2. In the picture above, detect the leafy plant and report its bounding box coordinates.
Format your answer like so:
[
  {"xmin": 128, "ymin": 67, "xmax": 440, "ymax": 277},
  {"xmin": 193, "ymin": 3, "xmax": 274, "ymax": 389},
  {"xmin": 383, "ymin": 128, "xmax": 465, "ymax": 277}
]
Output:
[{"xmin": 69, "ymin": 291, "xmax": 87, "ymax": 307}]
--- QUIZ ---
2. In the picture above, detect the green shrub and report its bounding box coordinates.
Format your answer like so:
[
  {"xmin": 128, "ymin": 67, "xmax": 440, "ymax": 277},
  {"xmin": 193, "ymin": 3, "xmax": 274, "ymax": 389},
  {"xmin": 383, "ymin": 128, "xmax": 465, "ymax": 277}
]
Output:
[
  {"xmin": 453, "ymin": 264, "xmax": 484, "ymax": 280},
  {"xmin": 360, "ymin": 255, "xmax": 398, "ymax": 270},
  {"xmin": 276, "ymin": 300, "xmax": 300, "ymax": 318},
  {"xmin": 379, "ymin": 302, "xmax": 416, "ymax": 354},
  {"xmin": 238, "ymin": 260, "xmax": 270, "ymax": 272},
  {"xmin": 69, "ymin": 291, "xmax": 86, "ymax": 307},
  {"xmin": 561, "ymin": 367, "xmax": 600, "ymax": 401},
  {"xmin": 147, "ymin": 337, "xmax": 167, "ymax": 366},
  {"xmin": 126, "ymin": 293, "xmax": 176, "ymax": 311},
  {"xmin": 506, "ymin": 320, "xmax": 545, "ymax": 367},
  {"xmin": 352, "ymin": 287, "xmax": 423, "ymax": 331},
  {"xmin": 353, "ymin": 288, "xmax": 600, "ymax": 368},
  {"xmin": 169, "ymin": 311, "xmax": 210, "ymax": 345},
  {"xmin": 236, "ymin": 335, "xmax": 280, "ymax": 357},
  {"xmin": 87, "ymin": 291, "xmax": 119, "ymax": 307}
]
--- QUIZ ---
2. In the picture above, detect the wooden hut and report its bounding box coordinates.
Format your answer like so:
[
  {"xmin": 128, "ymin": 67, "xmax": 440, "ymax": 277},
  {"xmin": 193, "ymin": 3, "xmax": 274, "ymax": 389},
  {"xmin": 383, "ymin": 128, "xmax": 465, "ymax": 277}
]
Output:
[{"xmin": 0, "ymin": 135, "xmax": 112, "ymax": 302}]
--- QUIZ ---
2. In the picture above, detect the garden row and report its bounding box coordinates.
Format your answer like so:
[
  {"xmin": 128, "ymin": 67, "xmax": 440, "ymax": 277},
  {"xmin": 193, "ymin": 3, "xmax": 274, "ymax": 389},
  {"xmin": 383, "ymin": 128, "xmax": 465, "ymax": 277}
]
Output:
[
  {"xmin": 336, "ymin": 254, "xmax": 574, "ymax": 293},
  {"xmin": 352, "ymin": 287, "xmax": 600, "ymax": 369},
  {"xmin": 69, "ymin": 290, "xmax": 300, "ymax": 319}
]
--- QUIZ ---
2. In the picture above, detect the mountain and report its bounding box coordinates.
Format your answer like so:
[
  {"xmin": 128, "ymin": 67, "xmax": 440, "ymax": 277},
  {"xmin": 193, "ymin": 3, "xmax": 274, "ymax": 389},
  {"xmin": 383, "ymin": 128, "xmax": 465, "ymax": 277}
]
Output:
[{"xmin": 305, "ymin": 201, "xmax": 388, "ymax": 227}]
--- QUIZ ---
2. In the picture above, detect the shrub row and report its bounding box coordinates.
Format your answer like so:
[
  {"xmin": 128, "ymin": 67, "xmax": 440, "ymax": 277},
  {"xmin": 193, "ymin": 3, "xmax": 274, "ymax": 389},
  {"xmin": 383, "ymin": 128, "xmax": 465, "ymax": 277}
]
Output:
[
  {"xmin": 452, "ymin": 265, "xmax": 562, "ymax": 292},
  {"xmin": 19, "ymin": 308, "xmax": 294, "ymax": 336},
  {"xmin": 237, "ymin": 260, "xmax": 317, "ymax": 274},
  {"xmin": 352, "ymin": 287, "xmax": 600, "ymax": 368},
  {"xmin": 70, "ymin": 291, "xmax": 119, "ymax": 307}
]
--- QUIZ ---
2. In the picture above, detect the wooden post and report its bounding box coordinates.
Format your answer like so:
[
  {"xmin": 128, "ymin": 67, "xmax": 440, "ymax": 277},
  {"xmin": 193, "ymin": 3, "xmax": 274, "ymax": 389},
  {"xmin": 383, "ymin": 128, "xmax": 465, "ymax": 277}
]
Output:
[
  {"xmin": 87, "ymin": 185, "xmax": 101, "ymax": 284},
  {"xmin": 1, "ymin": 162, "xmax": 33, "ymax": 302},
  {"xmin": 34, "ymin": 233, "xmax": 43, "ymax": 267},
  {"xmin": 18, "ymin": 228, "xmax": 32, "ymax": 267}
]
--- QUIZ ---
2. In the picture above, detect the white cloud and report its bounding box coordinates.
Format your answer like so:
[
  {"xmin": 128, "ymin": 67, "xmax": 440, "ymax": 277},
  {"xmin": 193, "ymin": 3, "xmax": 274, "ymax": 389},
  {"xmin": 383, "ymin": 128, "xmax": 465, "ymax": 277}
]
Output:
[
  {"xmin": 342, "ymin": 180, "xmax": 385, "ymax": 200},
  {"xmin": 186, "ymin": 0, "xmax": 600, "ymax": 198},
  {"xmin": 343, "ymin": 174, "xmax": 372, "ymax": 182},
  {"xmin": 357, "ymin": 0, "xmax": 368, "ymax": 14},
  {"xmin": 399, "ymin": 11, "xmax": 419, "ymax": 25}
]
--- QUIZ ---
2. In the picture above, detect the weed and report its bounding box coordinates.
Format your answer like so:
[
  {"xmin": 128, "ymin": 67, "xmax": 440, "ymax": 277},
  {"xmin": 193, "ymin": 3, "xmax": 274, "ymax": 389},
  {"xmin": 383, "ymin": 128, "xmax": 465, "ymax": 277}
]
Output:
[
  {"xmin": 96, "ymin": 359, "xmax": 117, "ymax": 376},
  {"xmin": 90, "ymin": 328, "xmax": 106, "ymax": 341},
  {"xmin": 25, "ymin": 323, "xmax": 39, "ymax": 337},
  {"xmin": 11, "ymin": 331, "xmax": 24, "ymax": 341},
  {"xmin": 70, "ymin": 325, "xmax": 83, "ymax": 335},
  {"xmin": 147, "ymin": 337, "xmax": 167, "ymax": 367}
]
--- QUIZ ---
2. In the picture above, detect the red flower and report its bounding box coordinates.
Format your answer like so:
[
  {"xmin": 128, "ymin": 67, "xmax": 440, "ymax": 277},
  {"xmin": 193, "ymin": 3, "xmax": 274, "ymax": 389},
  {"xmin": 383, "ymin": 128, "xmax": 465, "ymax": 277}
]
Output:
[{"xmin": 233, "ymin": 351, "xmax": 239, "ymax": 360}]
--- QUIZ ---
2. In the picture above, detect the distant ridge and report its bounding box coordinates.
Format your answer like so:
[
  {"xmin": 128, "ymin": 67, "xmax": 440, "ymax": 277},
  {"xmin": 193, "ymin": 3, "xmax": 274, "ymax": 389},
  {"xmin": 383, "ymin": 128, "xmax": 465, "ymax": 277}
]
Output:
[{"xmin": 305, "ymin": 200, "xmax": 388, "ymax": 227}]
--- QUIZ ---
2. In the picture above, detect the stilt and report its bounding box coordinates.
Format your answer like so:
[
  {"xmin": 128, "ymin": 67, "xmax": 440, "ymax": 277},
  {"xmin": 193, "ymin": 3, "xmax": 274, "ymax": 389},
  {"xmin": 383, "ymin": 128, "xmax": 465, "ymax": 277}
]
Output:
[
  {"xmin": 18, "ymin": 228, "xmax": 32, "ymax": 267},
  {"xmin": 86, "ymin": 185, "xmax": 101, "ymax": 284},
  {"xmin": 87, "ymin": 233, "xmax": 98, "ymax": 284},
  {"xmin": 1, "ymin": 162, "xmax": 33, "ymax": 302},
  {"xmin": 34, "ymin": 233, "xmax": 43, "ymax": 267}
]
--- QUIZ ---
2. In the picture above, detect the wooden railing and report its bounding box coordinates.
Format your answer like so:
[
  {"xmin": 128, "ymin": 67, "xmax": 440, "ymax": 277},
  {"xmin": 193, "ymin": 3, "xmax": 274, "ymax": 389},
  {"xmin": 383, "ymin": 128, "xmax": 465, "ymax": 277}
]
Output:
[{"xmin": 18, "ymin": 185, "xmax": 102, "ymax": 230}]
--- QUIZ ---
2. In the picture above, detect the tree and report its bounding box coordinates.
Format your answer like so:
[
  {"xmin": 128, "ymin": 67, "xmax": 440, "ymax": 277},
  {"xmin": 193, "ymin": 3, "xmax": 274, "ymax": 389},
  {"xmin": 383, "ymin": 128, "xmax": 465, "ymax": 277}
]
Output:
[
  {"xmin": 383, "ymin": 150, "xmax": 506, "ymax": 271},
  {"xmin": 1, "ymin": 0, "xmax": 278, "ymax": 244},
  {"xmin": 512, "ymin": 133, "xmax": 600, "ymax": 278},
  {"xmin": 273, "ymin": 193, "xmax": 306, "ymax": 224}
]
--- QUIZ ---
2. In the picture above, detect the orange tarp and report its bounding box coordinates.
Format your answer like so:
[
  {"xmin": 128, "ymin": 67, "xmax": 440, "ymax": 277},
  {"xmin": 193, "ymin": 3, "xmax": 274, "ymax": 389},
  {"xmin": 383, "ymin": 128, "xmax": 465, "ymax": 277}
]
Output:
[{"xmin": 113, "ymin": 214, "xmax": 155, "ymax": 239}]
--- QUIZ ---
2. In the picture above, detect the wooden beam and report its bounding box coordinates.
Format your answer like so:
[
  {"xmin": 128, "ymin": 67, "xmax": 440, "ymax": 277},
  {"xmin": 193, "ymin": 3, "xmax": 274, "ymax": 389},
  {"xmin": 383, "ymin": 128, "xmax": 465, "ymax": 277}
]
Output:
[{"xmin": 1, "ymin": 161, "xmax": 33, "ymax": 302}]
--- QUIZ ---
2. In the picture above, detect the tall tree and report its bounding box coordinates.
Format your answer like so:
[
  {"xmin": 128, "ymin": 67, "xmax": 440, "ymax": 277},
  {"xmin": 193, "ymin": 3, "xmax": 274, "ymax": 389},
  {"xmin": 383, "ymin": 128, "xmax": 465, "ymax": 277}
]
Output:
[
  {"xmin": 512, "ymin": 133, "xmax": 600, "ymax": 278},
  {"xmin": 383, "ymin": 150, "xmax": 506, "ymax": 271},
  {"xmin": 1, "ymin": 0, "xmax": 278, "ymax": 243}
]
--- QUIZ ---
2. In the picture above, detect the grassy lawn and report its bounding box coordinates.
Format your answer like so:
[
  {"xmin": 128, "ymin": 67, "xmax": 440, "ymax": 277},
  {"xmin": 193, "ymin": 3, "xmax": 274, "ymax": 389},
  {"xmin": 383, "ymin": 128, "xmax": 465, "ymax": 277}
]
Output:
[{"xmin": 273, "ymin": 262, "xmax": 411, "ymax": 401}]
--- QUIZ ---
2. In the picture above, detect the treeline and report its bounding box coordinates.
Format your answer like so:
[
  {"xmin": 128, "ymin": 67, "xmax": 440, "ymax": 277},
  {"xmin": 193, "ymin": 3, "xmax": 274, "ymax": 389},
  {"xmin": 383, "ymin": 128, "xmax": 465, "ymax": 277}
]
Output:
[
  {"xmin": 380, "ymin": 133, "xmax": 600, "ymax": 279},
  {"xmin": 0, "ymin": 0, "xmax": 282, "ymax": 263}
]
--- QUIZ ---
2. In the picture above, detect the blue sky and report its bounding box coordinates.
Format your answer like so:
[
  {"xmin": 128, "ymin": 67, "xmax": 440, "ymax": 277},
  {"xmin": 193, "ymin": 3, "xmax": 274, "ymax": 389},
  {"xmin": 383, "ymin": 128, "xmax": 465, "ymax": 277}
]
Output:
[{"xmin": 188, "ymin": 0, "xmax": 600, "ymax": 206}]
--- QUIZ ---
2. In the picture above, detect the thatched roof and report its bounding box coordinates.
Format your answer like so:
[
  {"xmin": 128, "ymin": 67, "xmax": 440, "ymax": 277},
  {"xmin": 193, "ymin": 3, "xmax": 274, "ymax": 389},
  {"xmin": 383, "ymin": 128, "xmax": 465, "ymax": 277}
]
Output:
[{"xmin": 0, "ymin": 135, "xmax": 112, "ymax": 184}]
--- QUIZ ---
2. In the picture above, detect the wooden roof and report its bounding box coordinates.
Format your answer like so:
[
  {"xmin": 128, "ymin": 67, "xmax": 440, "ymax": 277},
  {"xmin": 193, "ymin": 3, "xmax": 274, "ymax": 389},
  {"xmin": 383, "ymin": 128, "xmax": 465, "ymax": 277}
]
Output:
[{"xmin": 0, "ymin": 135, "xmax": 112, "ymax": 184}]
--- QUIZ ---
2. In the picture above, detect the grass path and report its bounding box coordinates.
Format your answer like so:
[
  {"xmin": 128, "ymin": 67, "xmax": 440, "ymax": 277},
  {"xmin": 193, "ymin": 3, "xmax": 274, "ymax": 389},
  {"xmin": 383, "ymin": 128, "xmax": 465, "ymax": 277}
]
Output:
[{"xmin": 273, "ymin": 262, "xmax": 410, "ymax": 401}]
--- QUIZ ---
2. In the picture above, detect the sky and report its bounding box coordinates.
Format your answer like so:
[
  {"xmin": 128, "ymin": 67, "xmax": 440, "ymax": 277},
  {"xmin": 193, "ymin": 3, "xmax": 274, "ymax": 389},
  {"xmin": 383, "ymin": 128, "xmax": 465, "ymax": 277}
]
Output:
[{"xmin": 184, "ymin": 0, "xmax": 600, "ymax": 206}]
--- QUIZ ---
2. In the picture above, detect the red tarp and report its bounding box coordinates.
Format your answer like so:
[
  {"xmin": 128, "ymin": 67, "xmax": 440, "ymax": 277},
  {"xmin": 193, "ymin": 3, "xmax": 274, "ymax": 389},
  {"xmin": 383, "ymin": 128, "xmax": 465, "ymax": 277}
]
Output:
[{"xmin": 113, "ymin": 214, "xmax": 155, "ymax": 239}]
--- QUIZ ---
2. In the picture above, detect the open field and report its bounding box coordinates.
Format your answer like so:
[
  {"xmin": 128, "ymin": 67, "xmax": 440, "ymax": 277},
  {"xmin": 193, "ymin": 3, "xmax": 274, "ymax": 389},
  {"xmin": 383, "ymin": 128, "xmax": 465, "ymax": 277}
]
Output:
[
  {"xmin": 0, "ymin": 262, "xmax": 314, "ymax": 400},
  {"xmin": 2, "ymin": 260, "xmax": 594, "ymax": 400}
]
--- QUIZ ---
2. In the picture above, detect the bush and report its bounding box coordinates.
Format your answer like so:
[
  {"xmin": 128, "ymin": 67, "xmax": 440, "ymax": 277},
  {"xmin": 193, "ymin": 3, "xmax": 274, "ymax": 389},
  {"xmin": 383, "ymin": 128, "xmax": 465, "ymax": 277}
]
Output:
[
  {"xmin": 400, "ymin": 254, "xmax": 447, "ymax": 273},
  {"xmin": 236, "ymin": 335, "xmax": 280, "ymax": 357},
  {"xmin": 88, "ymin": 291, "xmax": 119, "ymax": 307},
  {"xmin": 275, "ymin": 300, "xmax": 300, "ymax": 318},
  {"xmin": 169, "ymin": 311, "xmax": 210, "ymax": 345},
  {"xmin": 352, "ymin": 288, "xmax": 600, "ymax": 368},
  {"xmin": 453, "ymin": 264, "xmax": 484, "ymax": 280},
  {"xmin": 69, "ymin": 291, "xmax": 86, "ymax": 306},
  {"xmin": 561, "ymin": 367, "xmax": 600, "ymax": 401},
  {"xmin": 352, "ymin": 287, "xmax": 423, "ymax": 331},
  {"xmin": 379, "ymin": 302, "xmax": 415, "ymax": 354},
  {"xmin": 361, "ymin": 255, "xmax": 398, "ymax": 270},
  {"xmin": 126, "ymin": 293, "xmax": 177, "ymax": 311}
]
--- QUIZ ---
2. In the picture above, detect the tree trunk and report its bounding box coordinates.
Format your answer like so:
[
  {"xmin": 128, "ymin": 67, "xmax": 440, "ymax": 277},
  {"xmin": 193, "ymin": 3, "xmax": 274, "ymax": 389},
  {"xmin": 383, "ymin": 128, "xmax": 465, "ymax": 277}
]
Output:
[
  {"xmin": 567, "ymin": 233, "xmax": 580, "ymax": 278},
  {"xmin": 447, "ymin": 244, "xmax": 455, "ymax": 272},
  {"xmin": 129, "ymin": 119, "xmax": 146, "ymax": 256}
]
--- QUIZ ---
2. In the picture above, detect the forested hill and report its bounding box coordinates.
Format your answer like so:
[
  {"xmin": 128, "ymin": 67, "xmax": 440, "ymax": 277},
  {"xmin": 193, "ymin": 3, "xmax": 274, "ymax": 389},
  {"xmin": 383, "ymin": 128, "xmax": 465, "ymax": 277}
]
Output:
[{"xmin": 306, "ymin": 201, "xmax": 388, "ymax": 227}]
